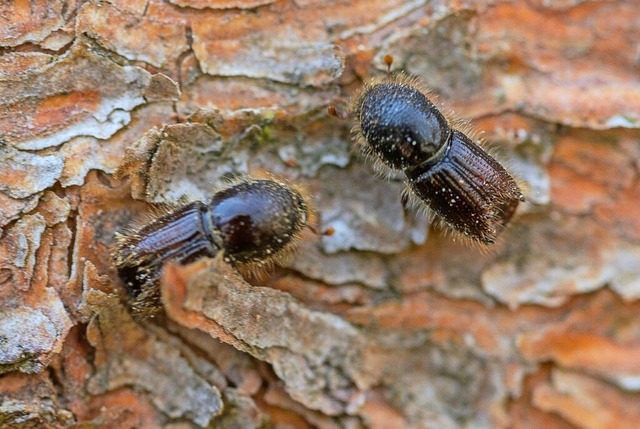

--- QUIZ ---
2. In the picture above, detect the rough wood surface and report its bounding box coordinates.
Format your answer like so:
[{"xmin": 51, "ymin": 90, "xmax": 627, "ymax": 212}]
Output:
[{"xmin": 1, "ymin": 1, "xmax": 640, "ymax": 428}]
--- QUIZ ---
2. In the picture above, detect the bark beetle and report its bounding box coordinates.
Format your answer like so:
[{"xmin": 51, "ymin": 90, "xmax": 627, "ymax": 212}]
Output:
[{"xmin": 1, "ymin": 1, "xmax": 640, "ymax": 428}]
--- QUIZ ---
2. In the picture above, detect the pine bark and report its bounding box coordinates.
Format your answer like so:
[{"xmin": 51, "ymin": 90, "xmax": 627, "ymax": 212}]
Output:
[{"xmin": 1, "ymin": 1, "xmax": 640, "ymax": 428}]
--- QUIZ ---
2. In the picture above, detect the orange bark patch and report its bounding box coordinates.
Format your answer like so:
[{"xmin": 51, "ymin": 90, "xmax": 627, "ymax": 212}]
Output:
[
  {"xmin": 533, "ymin": 370, "xmax": 640, "ymax": 429},
  {"xmin": 594, "ymin": 184, "xmax": 640, "ymax": 242},
  {"xmin": 549, "ymin": 131, "xmax": 635, "ymax": 214},
  {"xmin": 33, "ymin": 91, "xmax": 100, "ymax": 131},
  {"xmin": 0, "ymin": 0, "xmax": 65, "ymax": 47},
  {"xmin": 82, "ymin": 389, "xmax": 163, "ymax": 429},
  {"xmin": 520, "ymin": 331, "xmax": 640, "ymax": 377}
]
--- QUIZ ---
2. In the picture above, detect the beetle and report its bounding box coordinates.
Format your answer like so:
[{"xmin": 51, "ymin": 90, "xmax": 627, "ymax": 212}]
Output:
[
  {"xmin": 113, "ymin": 178, "xmax": 311, "ymax": 317},
  {"xmin": 339, "ymin": 56, "xmax": 524, "ymax": 244}
]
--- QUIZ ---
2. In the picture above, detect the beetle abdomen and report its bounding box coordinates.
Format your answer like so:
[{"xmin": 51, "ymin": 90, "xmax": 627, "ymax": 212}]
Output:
[
  {"xmin": 115, "ymin": 202, "xmax": 220, "ymax": 297},
  {"xmin": 408, "ymin": 130, "xmax": 523, "ymax": 243}
]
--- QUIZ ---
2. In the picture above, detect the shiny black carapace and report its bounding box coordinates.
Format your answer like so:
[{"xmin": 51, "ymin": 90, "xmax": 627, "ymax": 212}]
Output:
[
  {"xmin": 352, "ymin": 78, "xmax": 524, "ymax": 244},
  {"xmin": 113, "ymin": 178, "xmax": 309, "ymax": 316}
]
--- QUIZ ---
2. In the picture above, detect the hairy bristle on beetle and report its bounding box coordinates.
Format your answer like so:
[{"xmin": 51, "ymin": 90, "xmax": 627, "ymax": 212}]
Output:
[
  {"xmin": 351, "ymin": 74, "xmax": 524, "ymax": 245},
  {"xmin": 113, "ymin": 178, "xmax": 310, "ymax": 318}
]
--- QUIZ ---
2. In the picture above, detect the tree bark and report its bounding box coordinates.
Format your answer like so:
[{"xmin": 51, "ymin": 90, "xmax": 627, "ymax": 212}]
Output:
[{"xmin": 1, "ymin": 1, "xmax": 640, "ymax": 428}]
